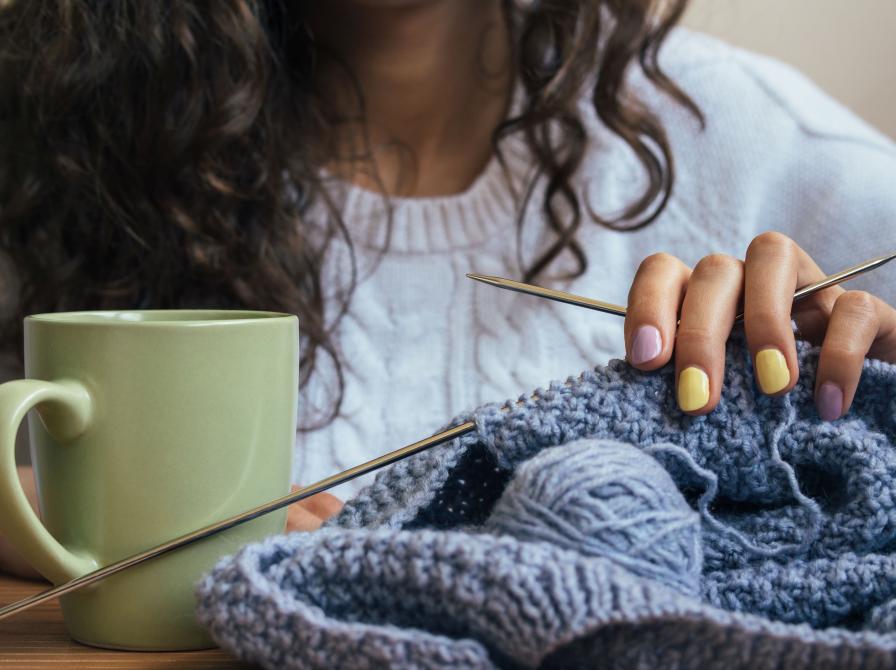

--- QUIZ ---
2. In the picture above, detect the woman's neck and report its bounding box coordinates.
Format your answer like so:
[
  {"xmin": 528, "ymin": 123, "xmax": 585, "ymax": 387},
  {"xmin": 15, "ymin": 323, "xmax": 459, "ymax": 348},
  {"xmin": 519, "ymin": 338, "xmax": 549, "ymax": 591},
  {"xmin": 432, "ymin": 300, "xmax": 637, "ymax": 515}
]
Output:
[{"xmin": 308, "ymin": 0, "xmax": 512, "ymax": 197}]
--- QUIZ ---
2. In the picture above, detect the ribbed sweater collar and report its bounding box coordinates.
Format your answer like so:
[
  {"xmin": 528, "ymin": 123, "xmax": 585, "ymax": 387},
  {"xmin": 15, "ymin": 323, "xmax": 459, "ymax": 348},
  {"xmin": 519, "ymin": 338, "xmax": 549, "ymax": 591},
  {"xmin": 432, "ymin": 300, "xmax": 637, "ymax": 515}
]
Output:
[{"xmin": 330, "ymin": 132, "xmax": 533, "ymax": 255}]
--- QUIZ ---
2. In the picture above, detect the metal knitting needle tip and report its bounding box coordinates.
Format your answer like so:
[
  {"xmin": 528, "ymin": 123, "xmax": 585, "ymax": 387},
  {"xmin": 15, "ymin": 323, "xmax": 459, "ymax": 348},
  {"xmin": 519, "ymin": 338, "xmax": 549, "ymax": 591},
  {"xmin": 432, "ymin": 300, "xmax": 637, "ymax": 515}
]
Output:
[
  {"xmin": 0, "ymin": 421, "xmax": 477, "ymax": 622},
  {"xmin": 468, "ymin": 250, "xmax": 896, "ymax": 325},
  {"xmin": 792, "ymin": 250, "xmax": 896, "ymax": 301},
  {"xmin": 466, "ymin": 273, "xmax": 627, "ymax": 318},
  {"xmin": 733, "ymin": 250, "xmax": 896, "ymax": 322}
]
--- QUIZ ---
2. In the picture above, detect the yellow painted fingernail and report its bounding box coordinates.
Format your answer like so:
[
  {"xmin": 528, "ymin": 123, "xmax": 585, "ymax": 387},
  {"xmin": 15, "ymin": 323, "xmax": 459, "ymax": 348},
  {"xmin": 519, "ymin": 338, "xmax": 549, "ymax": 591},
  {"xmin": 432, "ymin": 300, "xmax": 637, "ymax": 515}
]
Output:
[
  {"xmin": 678, "ymin": 367, "xmax": 709, "ymax": 412},
  {"xmin": 755, "ymin": 348, "xmax": 790, "ymax": 394}
]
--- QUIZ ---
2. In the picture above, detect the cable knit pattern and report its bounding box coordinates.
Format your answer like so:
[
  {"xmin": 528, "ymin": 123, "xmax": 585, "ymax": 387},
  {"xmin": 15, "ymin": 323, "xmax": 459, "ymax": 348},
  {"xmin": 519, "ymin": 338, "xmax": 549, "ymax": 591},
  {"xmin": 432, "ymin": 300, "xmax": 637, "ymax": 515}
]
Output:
[
  {"xmin": 291, "ymin": 28, "xmax": 896, "ymax": 498},
  {"xmin": 196, "ymin": 335, "xmax": 896, "ymax": 668}
]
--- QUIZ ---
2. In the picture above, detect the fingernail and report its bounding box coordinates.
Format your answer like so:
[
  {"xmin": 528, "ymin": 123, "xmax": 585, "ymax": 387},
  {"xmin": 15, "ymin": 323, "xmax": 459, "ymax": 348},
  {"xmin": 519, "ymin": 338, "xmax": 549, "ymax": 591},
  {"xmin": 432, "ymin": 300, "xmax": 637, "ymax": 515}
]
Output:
[
  {"xmin": 631, "ymin": 325, "xmax": 662, "ymax": 365},
  {"xmin": 755, "ymin": 348, "xmax": 790, "ymax": 394},
  {"xmin": 678, "ymin": 367, "xmax": 709, "ymax": 412},
  {"xmin": 817, "ymin": 382, "xmax": 843, "ymax": 421}
]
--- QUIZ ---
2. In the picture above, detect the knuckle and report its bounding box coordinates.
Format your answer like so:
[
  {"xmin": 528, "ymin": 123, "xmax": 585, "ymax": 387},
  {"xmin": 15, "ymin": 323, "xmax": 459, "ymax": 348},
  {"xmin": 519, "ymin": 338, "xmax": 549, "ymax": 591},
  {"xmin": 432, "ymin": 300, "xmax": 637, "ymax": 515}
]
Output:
[
  {"xmin": 748, "ymin": 231, "xmax": 795, "ymax": 259},
  {"xmin": 745, "ymin": 308, "xmax": 790, "ymax": 329},
  {"xmin": 797, "ymin": 293, "xmax": 837, "ymax": 321},
  {"xmin": 823, "ymin": 340, "xmax": 866, "ymax": 362},
  {"xmin": 694, "ymin": 253, "xmax": 742, "ymax": 275},
  {"xmin": 675, "ymin": 325, "xmax": 716, "ymax": 348},
  {"xmin": 835, "ymin": 290, "xmax": 878, "ymax": 322},
  {"xmin": 638, "ymin": 252, "xmax": 682, "ymax": 274}
]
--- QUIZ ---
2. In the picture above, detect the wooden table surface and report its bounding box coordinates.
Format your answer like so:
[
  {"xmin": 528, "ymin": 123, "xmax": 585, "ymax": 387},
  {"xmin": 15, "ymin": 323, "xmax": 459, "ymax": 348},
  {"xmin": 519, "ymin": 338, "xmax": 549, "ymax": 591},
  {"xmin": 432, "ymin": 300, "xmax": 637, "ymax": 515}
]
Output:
[{"xmin": 0, "ymin": 574, "xmax": 255, "ymax": 668}]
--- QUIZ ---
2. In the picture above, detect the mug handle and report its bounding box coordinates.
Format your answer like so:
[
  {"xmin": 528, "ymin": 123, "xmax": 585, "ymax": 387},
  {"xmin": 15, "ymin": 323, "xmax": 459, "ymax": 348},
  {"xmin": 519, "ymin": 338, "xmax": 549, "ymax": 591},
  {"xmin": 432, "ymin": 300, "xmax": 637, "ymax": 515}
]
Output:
[{"xmin": 0, "ymin": 379, "xmax": 98, "ymax": 584}]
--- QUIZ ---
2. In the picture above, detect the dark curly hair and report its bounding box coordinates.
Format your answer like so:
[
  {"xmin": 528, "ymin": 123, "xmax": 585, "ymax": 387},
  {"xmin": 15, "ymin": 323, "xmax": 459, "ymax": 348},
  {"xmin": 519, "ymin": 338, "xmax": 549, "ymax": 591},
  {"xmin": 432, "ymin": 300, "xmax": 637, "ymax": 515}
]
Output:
[{"xmin": 0, "ymin": 0, "xmax": 701, "ymax": 431}]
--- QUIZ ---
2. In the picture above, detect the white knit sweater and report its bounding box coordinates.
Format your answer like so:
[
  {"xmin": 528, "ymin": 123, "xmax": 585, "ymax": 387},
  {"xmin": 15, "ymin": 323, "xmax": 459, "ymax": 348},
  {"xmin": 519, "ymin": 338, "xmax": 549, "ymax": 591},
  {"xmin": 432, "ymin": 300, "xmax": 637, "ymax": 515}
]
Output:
[{"xmin": 295, "ymin": 28, "xmax": 896, "ymax": 498}]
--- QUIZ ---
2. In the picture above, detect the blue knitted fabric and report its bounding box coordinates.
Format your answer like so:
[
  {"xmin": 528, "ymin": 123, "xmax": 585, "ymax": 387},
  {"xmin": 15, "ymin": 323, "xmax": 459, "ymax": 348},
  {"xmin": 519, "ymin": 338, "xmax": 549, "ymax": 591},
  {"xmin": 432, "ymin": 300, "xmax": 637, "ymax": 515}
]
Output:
[{"xmin": 195, "ymin": 334, "xmax": 896, "ymax": 669}]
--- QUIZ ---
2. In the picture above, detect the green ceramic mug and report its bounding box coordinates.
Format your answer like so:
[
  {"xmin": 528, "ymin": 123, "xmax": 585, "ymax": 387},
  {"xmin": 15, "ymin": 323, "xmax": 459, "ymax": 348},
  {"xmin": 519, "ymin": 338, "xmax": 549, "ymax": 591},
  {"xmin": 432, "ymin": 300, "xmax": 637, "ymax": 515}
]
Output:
[{"xmin": 0, "ymin": 310, "xmax": 298, "ymax": 650}]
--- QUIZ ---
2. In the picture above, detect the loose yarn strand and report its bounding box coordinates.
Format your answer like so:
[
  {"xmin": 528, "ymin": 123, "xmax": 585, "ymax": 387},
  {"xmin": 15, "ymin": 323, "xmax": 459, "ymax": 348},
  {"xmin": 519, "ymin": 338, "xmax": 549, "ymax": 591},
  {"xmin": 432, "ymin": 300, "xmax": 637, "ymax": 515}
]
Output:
[{"xmin": 644, "ymin": 397, "xmax": 822, "ymax": 560}]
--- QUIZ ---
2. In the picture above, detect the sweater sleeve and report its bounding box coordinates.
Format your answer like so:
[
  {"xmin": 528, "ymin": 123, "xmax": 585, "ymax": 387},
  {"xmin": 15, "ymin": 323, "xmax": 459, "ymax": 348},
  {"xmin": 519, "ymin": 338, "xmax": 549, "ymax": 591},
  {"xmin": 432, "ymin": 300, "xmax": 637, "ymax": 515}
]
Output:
[
  {"xmin": 725, "ymin": 46, "xmax": 896, "ymax": 307},
  {"xmin": 648, "ymin": 30, "xmax": 896, "ymax": 307}
]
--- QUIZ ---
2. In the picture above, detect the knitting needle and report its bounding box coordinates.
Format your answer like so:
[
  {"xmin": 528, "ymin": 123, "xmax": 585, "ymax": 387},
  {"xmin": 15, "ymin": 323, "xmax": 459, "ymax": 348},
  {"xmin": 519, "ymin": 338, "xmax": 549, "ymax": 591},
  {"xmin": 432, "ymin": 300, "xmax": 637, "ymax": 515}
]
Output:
[
  {"xmin": 0, "ymin": 421, "xmax": 477, "ymax": 622},
  {"xmin": 467, "ymin": 250, "xmax": 896, "ymax": 324}
]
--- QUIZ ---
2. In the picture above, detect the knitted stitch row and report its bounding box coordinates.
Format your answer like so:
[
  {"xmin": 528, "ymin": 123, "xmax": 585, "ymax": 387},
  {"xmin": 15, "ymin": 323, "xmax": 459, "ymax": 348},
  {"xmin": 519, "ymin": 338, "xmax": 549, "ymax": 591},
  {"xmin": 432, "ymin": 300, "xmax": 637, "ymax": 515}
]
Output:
[{"xmin": 195, "ymin": 335, "xmax": 896, "ymax": 668}]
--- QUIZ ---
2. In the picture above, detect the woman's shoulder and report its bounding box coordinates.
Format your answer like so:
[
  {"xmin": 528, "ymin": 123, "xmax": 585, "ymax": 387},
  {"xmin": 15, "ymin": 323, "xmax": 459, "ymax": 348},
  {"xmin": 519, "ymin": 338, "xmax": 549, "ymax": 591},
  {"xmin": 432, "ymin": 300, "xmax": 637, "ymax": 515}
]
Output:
[
  {"xmin": 579, "ymin": 27, "xmax": 895, "ymax": 205},
  {"xmin": 580, "ymin": 27, "xmax": 896, "ymax": 214},
  {"xmin": 635, "ymin": 27, "xmax": 895, "ymax": 155}
]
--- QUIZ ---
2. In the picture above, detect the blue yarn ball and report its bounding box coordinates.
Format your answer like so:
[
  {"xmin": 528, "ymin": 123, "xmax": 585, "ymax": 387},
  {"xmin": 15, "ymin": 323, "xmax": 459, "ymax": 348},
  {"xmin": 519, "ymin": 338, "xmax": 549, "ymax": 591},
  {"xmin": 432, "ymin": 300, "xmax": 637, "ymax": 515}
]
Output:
[{"xmin": 484, "ymin": 438, "xmax": 703, "ymax": 596}]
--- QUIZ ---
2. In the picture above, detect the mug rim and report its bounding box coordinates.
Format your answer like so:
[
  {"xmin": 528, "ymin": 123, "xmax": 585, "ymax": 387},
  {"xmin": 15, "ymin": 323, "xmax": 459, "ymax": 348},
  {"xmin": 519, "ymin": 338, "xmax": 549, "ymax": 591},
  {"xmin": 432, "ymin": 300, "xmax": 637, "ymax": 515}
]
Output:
[{"xmin": 25, "ymin": 309, "xmax": 297, "ymax": 327}]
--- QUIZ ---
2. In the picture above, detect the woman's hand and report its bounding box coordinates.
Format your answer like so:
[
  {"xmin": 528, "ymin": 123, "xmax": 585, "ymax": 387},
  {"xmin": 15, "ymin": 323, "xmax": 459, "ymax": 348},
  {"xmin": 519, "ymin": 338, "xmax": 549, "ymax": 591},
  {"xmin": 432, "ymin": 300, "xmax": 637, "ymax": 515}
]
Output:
[
  {"xmin": 0, "ymin": 466, "xmax": 342, "ymax": 580},
  {"xmin": 286, "ymin": 487, "xmax": 343, "ymax": 532},
  {"xmin": 624, "ymin": 232, "xmax": 896, "ymax": 418}
]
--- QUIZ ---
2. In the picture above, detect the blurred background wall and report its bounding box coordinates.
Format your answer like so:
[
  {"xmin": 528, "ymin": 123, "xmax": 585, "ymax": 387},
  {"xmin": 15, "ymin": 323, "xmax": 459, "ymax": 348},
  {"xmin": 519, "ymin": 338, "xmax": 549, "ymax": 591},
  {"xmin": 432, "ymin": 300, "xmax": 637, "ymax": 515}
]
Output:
[{"xmin": 684, "ymin": 0, "xmax": 896, "ymax": 138}]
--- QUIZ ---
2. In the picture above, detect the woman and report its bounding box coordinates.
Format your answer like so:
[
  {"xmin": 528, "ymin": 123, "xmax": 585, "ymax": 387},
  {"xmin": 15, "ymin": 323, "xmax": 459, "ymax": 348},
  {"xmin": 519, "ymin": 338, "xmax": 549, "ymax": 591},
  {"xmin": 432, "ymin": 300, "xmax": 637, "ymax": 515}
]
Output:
[{"xmin": 1, "ymin": 0, "xmax": 894, "ymax": 580}]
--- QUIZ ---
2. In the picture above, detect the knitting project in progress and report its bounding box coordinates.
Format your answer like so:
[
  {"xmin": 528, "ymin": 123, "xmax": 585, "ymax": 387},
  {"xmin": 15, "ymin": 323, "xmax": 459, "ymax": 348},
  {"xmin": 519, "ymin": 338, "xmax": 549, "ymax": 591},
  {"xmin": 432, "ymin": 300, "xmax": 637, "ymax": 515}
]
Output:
[{"xmin": 195, "ymin": 334, "xmax": 896, "ymax": 669}]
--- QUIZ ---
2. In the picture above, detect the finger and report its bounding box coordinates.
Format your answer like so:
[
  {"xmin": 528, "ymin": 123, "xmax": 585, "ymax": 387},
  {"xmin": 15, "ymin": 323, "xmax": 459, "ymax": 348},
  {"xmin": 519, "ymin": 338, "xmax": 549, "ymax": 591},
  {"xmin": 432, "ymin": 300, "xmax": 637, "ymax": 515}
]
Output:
[
  {"xmin": 296, "ymin": 491, "xmax": 343, "ymax": 520},
  {"xmin": 675, "ymin": 253, "xmax": 743, "ymax": 415},
  {"xmin": 288, "ymin": 485, "xmax": 343, "ymax": 522},
  {"xmin": 789, "ymin": 241, "xmax": 844, "ymax": 343},
  {"xmin": 867, "ymin": 298, "xmax": 896, "ymax": 363},
  {"xmin": 743, "ymin": 232, "xmax": 803, "ymax": 395},
  {"xmin": 286, "ymin": 501, "xmax": 326, "ymax": 532},
  {"xmin": 815, "ymin": 290, "xmax": 882, "ymax": 420},
  {"xmin": 791, "ymin": 273, "xmax": 844, "ymax": 346},
  {"xmin": 625, "ymin": 253, "xmax": 690, "ymax": 371}
]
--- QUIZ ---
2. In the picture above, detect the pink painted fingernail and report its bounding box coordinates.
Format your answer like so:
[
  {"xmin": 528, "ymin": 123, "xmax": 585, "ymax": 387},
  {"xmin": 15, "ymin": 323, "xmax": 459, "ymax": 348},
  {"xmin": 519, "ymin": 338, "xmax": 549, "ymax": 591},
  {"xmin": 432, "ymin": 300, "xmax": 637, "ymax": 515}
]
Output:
[
  {"xmin": 817, "ymin": 382, "xmax": 843, "ymax": 421},
  {"xmin": 631, "ymin": 325, "xmax": 662, "ymax": 365}
]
